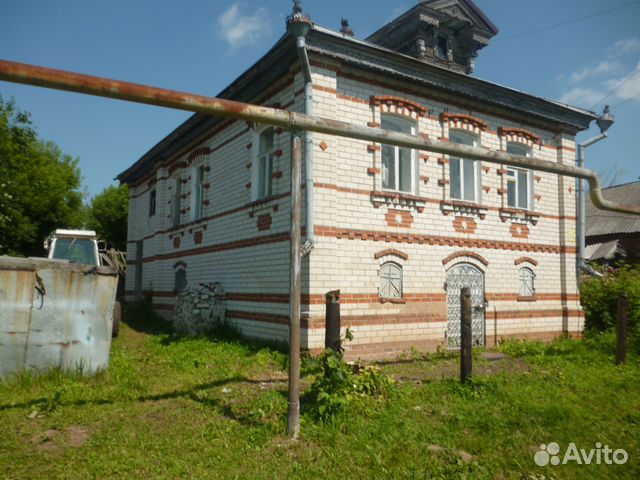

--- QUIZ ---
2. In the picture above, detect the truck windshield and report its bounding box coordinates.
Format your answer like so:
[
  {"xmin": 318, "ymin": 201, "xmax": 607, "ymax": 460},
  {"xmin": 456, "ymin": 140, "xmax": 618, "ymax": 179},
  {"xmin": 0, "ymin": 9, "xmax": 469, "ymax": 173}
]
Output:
[{"xmin": 52, "ymin": 238, "xmax": 98, "ymax": 265}]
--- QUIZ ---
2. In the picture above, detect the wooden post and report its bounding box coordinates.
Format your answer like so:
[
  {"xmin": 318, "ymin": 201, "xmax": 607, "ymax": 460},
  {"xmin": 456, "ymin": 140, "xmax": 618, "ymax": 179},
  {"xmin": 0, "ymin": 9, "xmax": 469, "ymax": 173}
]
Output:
[
  {"xmin": 325, "ymin": 290, "xmax": 341, "ymax": 352},
  {"xmin": 460, "ymin": 287, "xmax": 473, "ymax": 383},
  {"xmin": 287, "ymin": 134, "xmax": 302, "ymax": 439},
  {"xmin": 616, "ymin": 291, "xmax": 629, "ymax": 366}
]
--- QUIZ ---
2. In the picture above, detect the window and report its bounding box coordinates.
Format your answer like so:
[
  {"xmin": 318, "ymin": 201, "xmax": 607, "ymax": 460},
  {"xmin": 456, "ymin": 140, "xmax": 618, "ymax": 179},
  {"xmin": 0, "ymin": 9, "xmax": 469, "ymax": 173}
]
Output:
[
  {"xmin": 449, "ymin": 131, "xmax": 480, "ymax": 202},
  {"xmin": 175, "ymin": 269, "xmax": 187, "ymax": 294},
  {"xmin": 172, "ymin": 177, "xmax": 182, "ymax": 227},
  {"xmin": 256, "ymin": 127, "xmax": 274, "ymax": 199},
  {"xmin": 519, "ymin": 267, "xmax": 535, "ymax": 297},
  {"xmin": 436, "ymin": 35, "xmax": 448, "ymax": 60},
  {"xmin": 194, "ymin": 165, "xmax": 205, "ymax": 220},
  {"xmin": 148, "ymin": 189, "xmax": 156, "ymax": 217},
  {"xmin": 506, "ymin": 143, "xmax": 533, "ymax": 210},
  {"xmin": 379, "ymin": 261, "xmax": 403, "ymax": 299},
  {"xmin": 381, "ymin": 115, "xmax": 416, "ymax": 193}
]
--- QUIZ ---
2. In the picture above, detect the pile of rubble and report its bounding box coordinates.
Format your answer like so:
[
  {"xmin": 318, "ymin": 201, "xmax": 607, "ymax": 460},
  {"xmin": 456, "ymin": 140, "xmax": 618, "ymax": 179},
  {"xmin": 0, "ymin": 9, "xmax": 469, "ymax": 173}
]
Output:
[{"xmin": 172, "ymin": 282, "xmax": 227, "ymax": 335}]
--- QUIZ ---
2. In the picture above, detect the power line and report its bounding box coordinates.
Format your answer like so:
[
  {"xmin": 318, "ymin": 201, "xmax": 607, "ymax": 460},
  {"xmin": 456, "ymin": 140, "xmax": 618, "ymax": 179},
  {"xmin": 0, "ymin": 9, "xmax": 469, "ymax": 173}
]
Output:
[
  {"xmin": 590, "ymin": 67, "xmax": 640, "ymax": 109},
  {"xmin": 611, "ymin": 92, "xmax": 640, "ymax": 109},
  {"xmin": 495, "ymin": 1, "xmax": 640, "ymax": 42}
]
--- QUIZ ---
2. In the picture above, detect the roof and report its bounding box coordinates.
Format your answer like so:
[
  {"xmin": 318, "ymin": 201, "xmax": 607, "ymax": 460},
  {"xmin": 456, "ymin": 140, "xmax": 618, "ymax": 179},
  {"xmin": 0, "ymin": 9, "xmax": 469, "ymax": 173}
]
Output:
[
  {"xmin": 117, "ymin": 16, "xmax": 597, "ymax": 185},
  {"xmin": 584, "ymin": 240, "xmax": 626, "ymax": 261},
  {"xmin": 586, "ymin": 181, "xmax": 640, "ymax": 236}
]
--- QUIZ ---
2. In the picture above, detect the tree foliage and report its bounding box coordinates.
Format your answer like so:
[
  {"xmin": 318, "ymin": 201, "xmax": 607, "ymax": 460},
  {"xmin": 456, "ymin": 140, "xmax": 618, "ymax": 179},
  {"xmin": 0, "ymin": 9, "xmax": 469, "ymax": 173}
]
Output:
[
  {"xmin": 0, "ymin": 95, "xmax": 85, "ymax": 256},
  {"xmin": 86, "ymin": 184, "xmax": 129, "ymax": 251}
]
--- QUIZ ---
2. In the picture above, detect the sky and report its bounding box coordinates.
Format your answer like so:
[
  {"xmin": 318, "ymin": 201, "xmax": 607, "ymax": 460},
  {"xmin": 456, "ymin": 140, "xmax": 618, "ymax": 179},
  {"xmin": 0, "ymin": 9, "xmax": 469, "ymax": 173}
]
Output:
[{"xmin": 1, "ymin": 0, "xmax": 639, "ymax": 199}]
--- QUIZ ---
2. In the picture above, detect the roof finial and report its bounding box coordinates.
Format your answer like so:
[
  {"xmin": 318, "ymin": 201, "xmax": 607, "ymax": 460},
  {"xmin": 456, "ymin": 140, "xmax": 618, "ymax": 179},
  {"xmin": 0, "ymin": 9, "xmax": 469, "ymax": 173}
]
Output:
[
  {"xmin": 293, "ymin": 0, "xmax": 303, "ymax": 15},
  {"xmin": 287, "ymin": 0, "xmax": 312, "ymax": 35},
  {"xmin": 340, "ymin": 18, "xmax": 354, "ymax": 36}
]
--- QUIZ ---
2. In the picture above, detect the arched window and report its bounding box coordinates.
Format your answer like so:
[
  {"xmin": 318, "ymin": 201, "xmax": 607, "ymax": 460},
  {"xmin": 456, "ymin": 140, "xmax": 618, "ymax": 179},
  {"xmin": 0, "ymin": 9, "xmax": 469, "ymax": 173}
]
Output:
[
  {"xmin": 506, "ymin": 143, "xmax": 533, "ymax": 210},
  {"xmin": 379, "ymin": 261, "xmax": 403, "ymax": 299},
  {"xmin": 519, "ymin": 267, "xmax": 535, "ymax": 297},
  {"xmin": 254, "ymin": 126, "xmax": 275, "ymax": 200},
  {"xmin": 175, "ymin": 269, "xmax": 187, "ymax": 294},
  {"xmin": 449, "ymin": 130, "xmax": 480, "ymax": 203}
]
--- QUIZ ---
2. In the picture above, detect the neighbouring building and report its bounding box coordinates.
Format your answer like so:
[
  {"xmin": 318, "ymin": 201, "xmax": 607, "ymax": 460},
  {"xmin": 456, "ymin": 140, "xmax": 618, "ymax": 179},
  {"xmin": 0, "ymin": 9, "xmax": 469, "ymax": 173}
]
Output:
[
  {"xmin": 118, "ymin": 0, "xmax": 597, "ymax": 359},
  {"xmin": 585, "ymin": 181, "xmax": 640, "ymax": 265}
]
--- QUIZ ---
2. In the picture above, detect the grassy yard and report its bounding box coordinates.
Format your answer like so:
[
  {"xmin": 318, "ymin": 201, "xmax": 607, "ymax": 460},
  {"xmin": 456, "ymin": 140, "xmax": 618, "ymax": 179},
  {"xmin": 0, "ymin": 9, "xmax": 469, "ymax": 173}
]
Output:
[{"xmin": 1, "ymin": 308, "xmax": 638, "ymax": 479}]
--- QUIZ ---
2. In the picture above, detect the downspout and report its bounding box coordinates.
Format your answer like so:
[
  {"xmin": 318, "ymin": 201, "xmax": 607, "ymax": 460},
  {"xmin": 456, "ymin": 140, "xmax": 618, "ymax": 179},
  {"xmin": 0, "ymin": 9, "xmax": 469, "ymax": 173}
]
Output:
[{"xmin": 295, "ymin": 35, "xmax": 315, "ymax": 253}]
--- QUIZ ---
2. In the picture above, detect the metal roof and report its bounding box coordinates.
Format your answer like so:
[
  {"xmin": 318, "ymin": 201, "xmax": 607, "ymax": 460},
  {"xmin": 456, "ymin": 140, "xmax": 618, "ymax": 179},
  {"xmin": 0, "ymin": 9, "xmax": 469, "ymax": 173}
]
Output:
[
  {"xmin": 584, "ymin": 240, "xmax": 625, "ymax": 261},
  {"xmin": 586, "ymin": 181, "xmax": 640, "ymax": 236}
]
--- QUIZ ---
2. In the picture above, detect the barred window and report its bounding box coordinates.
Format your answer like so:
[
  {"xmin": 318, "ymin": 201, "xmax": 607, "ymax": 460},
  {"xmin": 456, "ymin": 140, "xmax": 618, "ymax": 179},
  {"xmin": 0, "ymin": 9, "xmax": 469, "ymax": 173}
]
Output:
[{"xmin": 379, "ymin": 261, "xmax": 403, "ymax": 299}]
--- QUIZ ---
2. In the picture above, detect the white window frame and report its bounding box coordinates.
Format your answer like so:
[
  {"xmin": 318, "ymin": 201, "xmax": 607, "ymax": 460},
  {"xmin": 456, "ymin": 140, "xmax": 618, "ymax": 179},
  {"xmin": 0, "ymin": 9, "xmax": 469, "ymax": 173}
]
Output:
[
  {"xmin": 449, "ymin": 130, "xmax": 480, "ymax": 203},
  {"xmin": 381, "ymin": 115, "xmax": 417, "ymax": 194},
  {"xmin": 519, "ymin": 267, "xmax": 535, "ymax": 297},
  {"xmin": 172, "ymin": 176, "xmax": 182, "ymax": 227},
  {"xmin": 253, "ymin": 126, "xmax": 275, "ymax": 201},
  {"xmin": 193, "ymin": 164, "xmax": 205, "ymax": 221},
  {"xmin": 506, "ymin": 143, "xmax": 534, "ymax": 211},
  {"xmin": 379, "ymin": 261, "xmax": 403, "ymax": 299}
]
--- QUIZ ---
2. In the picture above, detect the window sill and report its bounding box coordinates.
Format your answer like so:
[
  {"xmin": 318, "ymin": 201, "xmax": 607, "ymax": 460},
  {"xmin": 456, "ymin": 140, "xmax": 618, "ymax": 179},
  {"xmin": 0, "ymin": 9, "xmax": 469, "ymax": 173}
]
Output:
[
  {"xmin": 440, "ymin": 200, "xmax": 489, "ymax": 219},
  {"xmin": 517, "ymin": 295, "xmax": 537, "ymax": 302},
  {"xmin": 499, "ymin": 208, "xmax": 540, "ymax": 225},
  {"xmin": 379, "ymin": 297, "xmax": 406, "ymax": 304},
  {"xmin": 371, "ymin": 190, "xmax": 427, "ymax": 212}
]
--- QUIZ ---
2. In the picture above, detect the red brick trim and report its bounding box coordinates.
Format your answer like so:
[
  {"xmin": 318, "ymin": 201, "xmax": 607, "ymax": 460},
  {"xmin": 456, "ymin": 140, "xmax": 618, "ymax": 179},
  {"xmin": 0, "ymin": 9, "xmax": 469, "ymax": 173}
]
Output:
[
  {"xmin": 442, "ymin": 251, "xmax": 489, "ymax": 267},
  {"xmin": 194, "ymin": 231, "xmax": 204, "ymax": 244},
  {"xmin": 440, "ymin": 113, "xmax": 488, "ymax": 131},
  {"xmin": 453, "ymin": 216, "xmax": 478, "ymax": 234},
  {"xmin": 374, "ymin": 249, "xmax": 409, "ymax": 261},
  {"xmin": 385, "ymin": 209, "xmax": 414, "ymax": 228},
  {"xmin": 486, "ymin": 293, "xmax": 579, "ymax": 302},
  {"xmin": 315, "ymin": 225, "xmax": 576, "ymax": 255},
  {"xmin": 517, "ymin": 295, "xmax": 537, "ymax": 302},
  {"xmin": 514, "ymin": 256, "xmax": 539, "ymax": 266},
  {"xmin": 367, "ymin": 167, "xmax": 381, "ymax": 175},
  {"xmin": 438, "ymin": 179, "xmax": 450, "ymax": 186},
  {"xmin": 371, "ymin": 96, "xmax": 428, "ymax": 117},
  {"xmin": 367, "ymin": 145, "xmax": 381, "ymax": 153},
  {"xmin": 173, "ymin": 261, "xmax": 187, "ymax": 270},
  {"xmin": 367, "ymin": 122, "xmax": 381, "ymax": 128},
  {"xmin": 272, "ymin": 171, "xmax": 283, "ymax": 179},
  {"xmin": 498, "ymin": 127, "xmax": 541, "ymax": 145},
  {"xmin": 510, "ymin": 223, "xmax": 530, "ymax": 239},
  {"xmin": 188, "ymin": 147, "xmax": 212, "ymax": 161},
  {"xmin": 257, "ymin": 214, "xmax": 272, "ymax": 231}
]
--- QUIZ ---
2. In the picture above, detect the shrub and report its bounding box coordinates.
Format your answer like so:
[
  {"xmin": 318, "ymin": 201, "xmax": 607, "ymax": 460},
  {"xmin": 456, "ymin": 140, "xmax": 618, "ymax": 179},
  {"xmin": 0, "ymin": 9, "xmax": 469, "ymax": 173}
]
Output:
[{"xmin": 580, "ymin": 263, "xmax": 640, "ymax": 351}]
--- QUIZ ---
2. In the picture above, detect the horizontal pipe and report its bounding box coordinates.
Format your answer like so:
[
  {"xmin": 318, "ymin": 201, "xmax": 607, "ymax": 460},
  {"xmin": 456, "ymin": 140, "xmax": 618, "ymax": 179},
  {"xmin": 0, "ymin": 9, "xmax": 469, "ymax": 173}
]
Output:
[{"xmin": 1, "ymin": 59, "xmax": 638, "ymax": 216}]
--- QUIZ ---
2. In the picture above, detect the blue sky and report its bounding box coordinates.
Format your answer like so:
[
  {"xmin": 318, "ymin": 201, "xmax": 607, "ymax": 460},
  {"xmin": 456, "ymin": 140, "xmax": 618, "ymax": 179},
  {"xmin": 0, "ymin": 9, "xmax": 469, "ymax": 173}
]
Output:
[{"xmin": 1, "ymin": 0, "xmax": 639, "ymax": 199}]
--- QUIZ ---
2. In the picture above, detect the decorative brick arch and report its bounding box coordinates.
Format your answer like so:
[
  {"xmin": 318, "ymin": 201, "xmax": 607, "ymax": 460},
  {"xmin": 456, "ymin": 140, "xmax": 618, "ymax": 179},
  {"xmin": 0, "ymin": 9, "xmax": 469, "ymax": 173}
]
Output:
[
  {"xmin": 187, "ymin": 146, "xmax": 212, "ymax": 163},
  {"xmin": 440, "ymin": 113, "xmax": 488, "ymax": 134},
  {"xmin": 371, "ymin": 95, "xmax": 428, "ymax": 119},
  {"xmin": 374, "ymin": 249, "xmax": 409, "ymax": 261},
  {"xmin": 498, "ymin": 127, "xmax": 541, "ymax": 147},
  {"xmin": 173, "ymin": 261, "xmax": 187, "ymax": 270},
  {"xmin": 168, "ymin": 161, "xmax": 188, "ymax": 176},
  {"xmin": 442, "ymin": 251, "xmax": 489, "ymax": 268},
  {"xmin": 514, "ymin": 256, "xmax": 538, "ymax": 267}
]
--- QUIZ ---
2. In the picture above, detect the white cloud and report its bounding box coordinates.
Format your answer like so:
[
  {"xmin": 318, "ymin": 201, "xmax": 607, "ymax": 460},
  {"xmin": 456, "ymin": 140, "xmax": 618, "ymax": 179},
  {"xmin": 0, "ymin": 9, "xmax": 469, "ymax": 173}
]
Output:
[
  {"xmin": 604, "ymin": 62, "xmax": 640, "ymax": 102},
  {"xmin": 558, "ymin": 87, "xmax": 605, "ymax": 107},
  {"xmin": 569, "ymin": 60, "xmax": 622, "ymax": 83},
  {"xmin": 609, "ymin": 38, "xmax": 640, "ymax": 56},
  {"xmin": 216, "ymin": 3, "xmax": 272, "ymax": 49}
]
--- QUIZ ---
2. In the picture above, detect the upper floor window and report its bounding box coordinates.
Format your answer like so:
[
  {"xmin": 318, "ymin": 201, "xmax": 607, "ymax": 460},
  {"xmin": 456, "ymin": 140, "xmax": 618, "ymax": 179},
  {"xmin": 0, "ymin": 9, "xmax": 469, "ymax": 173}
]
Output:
[
  {"xmin": 172, "ymin": 177, "xmax": 182, "ymax": 227},
  {"xmin": 379, "ymin": 261, "xmax": 403, "ymax": 299},
  {"xmin": 436, "ymin": 35, "xmax": 448, "ymax": 60},
  {"xmin": 506, "ymin": 143, "xmax": 533, "ymax": 210},
  {"xmin": 381, "ymin": 115, "xmax": 416, "ymax": 193},
  {"xmin": 519, "ymin": 267, "xmax": 535, "ymax": 297},
  {"xmin": 256, "ymin": 127, "xmax": 274, "ymax": 200},
  {"xmin": 148, "ymin": 189, "xmax": 156, "ymax": 217},
  {"xmin": 449, "ymin": 130, "xmax": 480, "ymax": 203},
  {"xmin": 193, "ymin": 165, "xmax": 205, "ymax": 220}
]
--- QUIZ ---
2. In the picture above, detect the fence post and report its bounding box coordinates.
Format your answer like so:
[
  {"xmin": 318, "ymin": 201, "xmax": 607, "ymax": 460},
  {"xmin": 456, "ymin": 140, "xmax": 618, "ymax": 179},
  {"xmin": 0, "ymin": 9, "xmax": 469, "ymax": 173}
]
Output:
[
  {"xmin": 325, "ymin": 290, "xmax": 341, "ymax": 352},
  {"xmin": 460, "ymin": 287, "xmax": 473, "ymax": 383},
  {"xmin": 616, "ymin": 291, "xmax": 629, "ymax": 366}
]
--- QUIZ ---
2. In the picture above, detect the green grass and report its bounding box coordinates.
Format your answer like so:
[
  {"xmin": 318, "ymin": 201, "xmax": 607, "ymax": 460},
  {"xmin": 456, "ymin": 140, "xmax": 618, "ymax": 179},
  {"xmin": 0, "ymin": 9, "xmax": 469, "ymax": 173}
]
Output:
[{"xmin": 0, "ymin": 309, "xmax": 638, "ymax": 479}]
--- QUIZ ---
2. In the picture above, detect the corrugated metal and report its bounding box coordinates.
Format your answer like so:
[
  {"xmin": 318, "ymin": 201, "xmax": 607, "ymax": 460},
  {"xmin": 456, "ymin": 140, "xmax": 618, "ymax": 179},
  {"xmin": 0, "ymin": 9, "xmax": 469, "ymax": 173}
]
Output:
[
  {"xmin": 0, "ymin": 256, "xmax": 118, "ymax": 378},
  {"xmin": 584, "ymin": 240, "xmax": 625, "ymax": 261},
  {"xmin": 586, "ymin": 181, "xmax": 640, "ymax": 236}
]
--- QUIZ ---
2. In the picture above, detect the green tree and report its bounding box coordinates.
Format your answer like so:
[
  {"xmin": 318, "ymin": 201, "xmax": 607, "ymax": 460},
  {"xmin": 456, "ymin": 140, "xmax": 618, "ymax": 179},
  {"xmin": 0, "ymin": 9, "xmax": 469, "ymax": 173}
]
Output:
[
  {"xmin": 0, "ymin": 95, "xmax": 85, "ymax": 256},
  {"xmin": 86, "ymin": 184, "xmax": 129, "ymax": 251}
]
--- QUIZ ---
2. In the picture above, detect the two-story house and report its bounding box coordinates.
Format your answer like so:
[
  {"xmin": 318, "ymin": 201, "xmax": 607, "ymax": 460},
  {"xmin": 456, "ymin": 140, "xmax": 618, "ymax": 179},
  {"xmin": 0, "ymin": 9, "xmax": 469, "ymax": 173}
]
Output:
[{"xmin": 118, "ymin": 0, "xmax": 596, "ymax": 359}]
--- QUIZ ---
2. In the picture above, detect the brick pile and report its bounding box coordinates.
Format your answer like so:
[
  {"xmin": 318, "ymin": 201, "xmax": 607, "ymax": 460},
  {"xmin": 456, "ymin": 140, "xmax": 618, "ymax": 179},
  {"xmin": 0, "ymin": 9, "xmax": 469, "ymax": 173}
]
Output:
[{"xmin": 172, "ymin": 282, "xmax": 227, "ymax": 335}]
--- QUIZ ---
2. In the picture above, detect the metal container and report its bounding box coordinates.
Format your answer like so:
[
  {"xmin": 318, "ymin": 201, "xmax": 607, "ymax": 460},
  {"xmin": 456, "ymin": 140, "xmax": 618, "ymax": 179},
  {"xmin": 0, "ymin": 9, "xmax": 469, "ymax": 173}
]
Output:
[{"xmin": 0, "ymin": 256, "xmax": 118, "ymax": 378}]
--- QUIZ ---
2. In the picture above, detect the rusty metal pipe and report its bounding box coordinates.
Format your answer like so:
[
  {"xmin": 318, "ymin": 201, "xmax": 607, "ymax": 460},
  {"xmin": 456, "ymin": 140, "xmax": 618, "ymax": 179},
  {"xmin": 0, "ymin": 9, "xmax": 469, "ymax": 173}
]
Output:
[{"xmin": 1, "ymin": 59, "xmax": 638, "ymax": 216}]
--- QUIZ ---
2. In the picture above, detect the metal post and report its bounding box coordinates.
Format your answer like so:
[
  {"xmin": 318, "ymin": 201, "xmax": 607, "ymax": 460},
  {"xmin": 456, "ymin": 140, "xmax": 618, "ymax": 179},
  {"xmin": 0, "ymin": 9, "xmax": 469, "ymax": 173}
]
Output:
[
  {"xmin": 616, "ymin": 291, "xmax": 629, "ymax": 366},
  {"xmin": 460, "ymin": 287, "xmax": 473, "ymax": 383},
  {"xmin": 325, "ymin": 290, "xmax": 341, "ymax": 352},
  {"xmin": 287, "ymin": 135, "xmax": 303, "ymax": 439}
]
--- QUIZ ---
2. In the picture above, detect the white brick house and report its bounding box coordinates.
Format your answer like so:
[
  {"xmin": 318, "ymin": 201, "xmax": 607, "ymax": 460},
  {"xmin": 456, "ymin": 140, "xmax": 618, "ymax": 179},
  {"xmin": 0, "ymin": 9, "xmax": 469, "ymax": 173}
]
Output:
[{"xmin": 118, "ymin": 1, "xmax": 596, "ymax": 359}]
